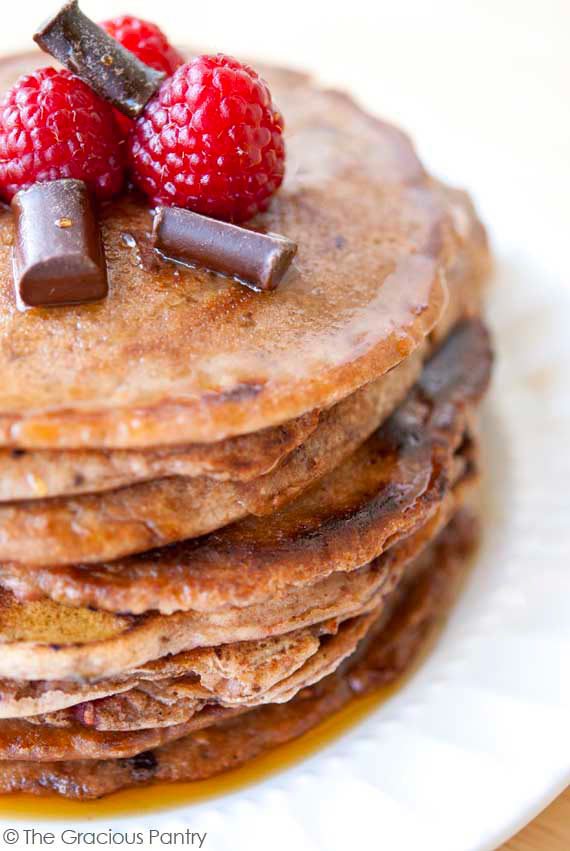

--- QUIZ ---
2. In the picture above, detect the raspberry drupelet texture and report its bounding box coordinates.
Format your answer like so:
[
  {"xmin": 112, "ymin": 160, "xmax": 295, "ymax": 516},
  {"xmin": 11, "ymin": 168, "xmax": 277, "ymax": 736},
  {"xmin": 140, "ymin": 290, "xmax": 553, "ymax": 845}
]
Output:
[
  {"xmin": 128, "ymin": 54, "xmax": 286, "ymax": 223},
  {"xmin": 0, "ymin": 67, "xmax": 125, "ymax": 202},
  {"xmin": 100, "ymin": 15, "xmax": 184, "ymax": 138}
]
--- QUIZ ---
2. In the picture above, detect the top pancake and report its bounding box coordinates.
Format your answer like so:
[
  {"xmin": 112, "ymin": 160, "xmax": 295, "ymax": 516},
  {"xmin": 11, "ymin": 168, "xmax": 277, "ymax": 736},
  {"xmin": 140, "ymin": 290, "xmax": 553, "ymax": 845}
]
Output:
[{"xmin": 0, "ymin": 52, "xmax": 452, "ymax": 449}]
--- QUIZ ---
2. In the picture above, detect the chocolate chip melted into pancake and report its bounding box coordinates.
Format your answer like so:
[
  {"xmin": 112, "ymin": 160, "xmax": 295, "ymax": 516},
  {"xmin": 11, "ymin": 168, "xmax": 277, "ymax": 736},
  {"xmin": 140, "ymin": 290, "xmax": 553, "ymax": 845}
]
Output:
[
  {"xmin": 0, "ymin": 51, "xmax": 478, "ymax": 450},
  {"xmin": 0, "ymin": 511, "xmax": 479, "ymax": 797}
]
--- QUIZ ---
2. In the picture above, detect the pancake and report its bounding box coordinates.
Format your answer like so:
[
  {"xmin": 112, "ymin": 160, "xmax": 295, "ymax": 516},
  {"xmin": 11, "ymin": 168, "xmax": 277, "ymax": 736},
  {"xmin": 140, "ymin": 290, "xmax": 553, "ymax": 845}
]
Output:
[
  {"xmin": 16, "ymin": 472, "xmax": 480, "ymax": 729},
  {"xmin": 427, "ymin": 185, "xmax": 490, "ymax": 346},
  {"xmin": 0, "ymin": 178, "xmax": 487, "ymax": 566},
  {"xmin": 0, "ymin": 325, "xmax": 488, "ymax": 685},
  {"xmin": 0, "ymin": 708, "xmax": 239, "ymax": 762},
  {"xmin": 0, "ymin": 488, "xmax": 477, "ymax": 759},
  {"xmin": 0, "ymin": 612, "xmax": 373, "ymax": 720},
  {"xmin": 0, "ymin": 554, "xmax": 399, "ymax": 682},
  {"xmin": 0, "ymin": 320, "xmax": 491, "ymax": 616},
  {"xmin": 0, "ymin": 39, "xmax": 493, "ymax": 801},
  {"xmin": 76, "ymin": 611, "xmax": 379, "ymax": 724},
  {"xmin": 0, "ymin": 491, "xmax": 477, "ymax": 764},
  {"xmin": 0, "ymin": 409, "xmax": 321, "ymax": 500},
  {"xmin": 0, "ymin": 51, "xmax": 481, "ymax": 451},
  {"xmin": 0, "ymin": 347, "xmax": 423, "ymax": 565},
  {"xmin": 0, "ymin": 444, "xmax": 479, "ymax": 687},
  {"xmin": 0, "ymin": 467, "xmax": 476, "ymax": 721},
  {"xmin": 0, "ymin": 510, "xmax": 478, "ymax": 796}
]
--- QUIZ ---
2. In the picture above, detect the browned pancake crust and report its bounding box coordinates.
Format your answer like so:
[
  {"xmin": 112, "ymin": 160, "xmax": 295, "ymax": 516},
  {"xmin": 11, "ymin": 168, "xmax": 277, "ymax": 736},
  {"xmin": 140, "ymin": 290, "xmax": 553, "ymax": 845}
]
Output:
[{"xmin": 0, "ymin": 511, "xmax": 478, "ymax": 797}]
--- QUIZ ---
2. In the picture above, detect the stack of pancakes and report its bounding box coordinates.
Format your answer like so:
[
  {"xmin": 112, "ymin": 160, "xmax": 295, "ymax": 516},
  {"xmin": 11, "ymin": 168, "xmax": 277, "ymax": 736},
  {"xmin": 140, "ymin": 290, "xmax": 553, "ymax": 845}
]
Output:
[{"xmin": 0, "ymin": 52, "xmax": 492, "ymax": 799}]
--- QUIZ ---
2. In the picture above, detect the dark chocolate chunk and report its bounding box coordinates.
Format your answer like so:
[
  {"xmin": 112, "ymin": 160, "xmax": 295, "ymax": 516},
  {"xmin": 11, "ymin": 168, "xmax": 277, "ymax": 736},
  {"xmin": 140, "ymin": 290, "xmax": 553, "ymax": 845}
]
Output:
[
  {"xmin": 152, "ymin": 207, "xmax": 298, "ymax": 291},
  {"xmin": 34, "ymin": 0, "xmax": 166, "ymax": 118},
  {"xmin": 11, "ymin": 179, "xmax": 108, "ymax": 307}
]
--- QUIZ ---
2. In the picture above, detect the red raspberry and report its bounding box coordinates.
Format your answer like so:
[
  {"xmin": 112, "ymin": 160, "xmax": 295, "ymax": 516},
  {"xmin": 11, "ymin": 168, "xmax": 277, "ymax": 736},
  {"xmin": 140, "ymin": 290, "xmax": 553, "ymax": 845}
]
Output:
[
  {"xmin": 128, "ymin": 54, "xmax": 286, "ymax": 223},
  {"xmin": 100, "ymin": 15, "xmax": 184, "ymax": 138},
  {"xmin": 0, "ymin": 67, "xmax": 125, "ymax": 203},
  {"xmin": 100, "ymin": 15, "xmax": 184, "ymax": 76}
]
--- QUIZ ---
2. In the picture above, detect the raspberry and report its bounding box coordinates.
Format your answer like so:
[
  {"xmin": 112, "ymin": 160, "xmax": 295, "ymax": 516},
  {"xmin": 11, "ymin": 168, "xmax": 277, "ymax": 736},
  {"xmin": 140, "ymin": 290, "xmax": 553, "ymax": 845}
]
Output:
[
  {"xmin": 100, "ymin": 15, "xmax": 184, "ymax": 76},
  {"xmin": 128, "ymin": 54, "xmax": 286, "ymax": 223},
  {"xmin": 0, "ymin": 67, "xmax": 125, "ymax": 203},
  {"xmin": 100, "ymin": 15, "xmax": 184, "ymax": 138}
]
